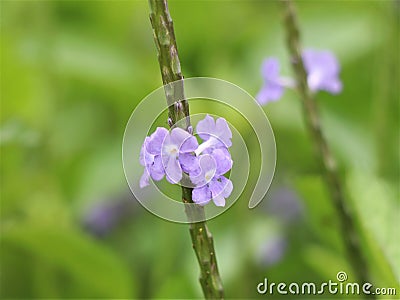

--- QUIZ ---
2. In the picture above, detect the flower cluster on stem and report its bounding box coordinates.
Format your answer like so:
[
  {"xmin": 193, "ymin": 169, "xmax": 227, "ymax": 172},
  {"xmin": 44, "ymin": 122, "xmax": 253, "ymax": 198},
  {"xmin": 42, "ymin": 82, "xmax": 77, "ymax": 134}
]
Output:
[{"xmin": 140, "ymin": 115, "xmax": 233, "ymax": 207}]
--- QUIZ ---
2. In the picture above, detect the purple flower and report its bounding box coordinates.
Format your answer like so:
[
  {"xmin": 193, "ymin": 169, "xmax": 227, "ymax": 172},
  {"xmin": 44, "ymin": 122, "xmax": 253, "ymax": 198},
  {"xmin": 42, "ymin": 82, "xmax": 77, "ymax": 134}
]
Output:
[
  {"xmin": 82, "ymin": 194, "xmax": 136, "ymax": 237},
  {"xmin": 139, "ymin": 129, "xmax": 167, "ymax": 188},
  {"xmin": 195, "ymin": 115, "xmax": 232, "ymax": 155},
  {"xmin": 140, "ymin": 127, "xmax": 198, "ymax": 187},
  {"xmin": 257, "ymin": 50, "xmax": 342, "ymax": 105},
  {"xmin": 190, "ymin": 150, "xmax": 233, "ymax": 207},
  {"xmin": 266, "ymin": 188, "xmax": 303, "ymax": 224},
  {"xmin": 258, "ymin": 236, "xmax": 287, "ymax": 267},
  {"xmin": 257, "ymin": 58, "xmax": 287, "ymax": 105},
  {"xmin": 139, "ymin": 115, "xmax": 234, "ymax": 208},
  {"xmin": 161, "ymin": 127, "xmax": 198, "ymax": 184},
  {"xmin": 302, "ymin": 49, "xmax": 342, "ymax": 94}
]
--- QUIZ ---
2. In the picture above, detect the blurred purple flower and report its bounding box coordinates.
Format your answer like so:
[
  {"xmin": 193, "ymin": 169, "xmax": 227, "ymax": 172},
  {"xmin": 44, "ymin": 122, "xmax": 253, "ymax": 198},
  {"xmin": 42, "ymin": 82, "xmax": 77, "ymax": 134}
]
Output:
[
  {"xmin": 265, "ymin": 188, "xmax": 304, "ymax": 224},
  {"xmin": 257, "ymin": 50, "xmax": 342, "ymax": 105},
  {"xmin": 258, "ymin": 235, "xmax": 287, "ymax": 267},
  {"xmin": 190, "ymin": 152, "xmax": 233, "ymax": 207},
  {"xmin": 84, "ymin": 204, "xmax": 118, "ymax": 236},
  {"xmin": 257, "ymin": 58, "xmax": 287, "ymax": 105},
  {"xmin": 83, "ymin": 193, "xmax": 137, "ymax": 237},
  {"xmin": 302, "ymin": 49, "xmax": 342, "ymax": 94}
]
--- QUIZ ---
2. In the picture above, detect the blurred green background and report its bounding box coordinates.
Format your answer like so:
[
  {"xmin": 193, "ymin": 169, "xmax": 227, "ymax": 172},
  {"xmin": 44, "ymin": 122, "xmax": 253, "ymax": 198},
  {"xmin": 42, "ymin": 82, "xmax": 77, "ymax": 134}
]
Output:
[{"xmin": 1, "ymin": 0, "xmax": 399, "ymax": 298}]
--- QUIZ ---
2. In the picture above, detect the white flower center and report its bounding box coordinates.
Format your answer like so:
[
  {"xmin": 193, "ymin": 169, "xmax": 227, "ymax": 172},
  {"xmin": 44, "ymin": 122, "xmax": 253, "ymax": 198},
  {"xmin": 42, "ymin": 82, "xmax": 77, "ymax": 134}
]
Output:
[
  {"xmin": 204, "ymin": 170, "xmax": 214, "ymax": 182},
  {"xmin": 165, "ymin": 145, "xmax": 178, "ymax": 156}
]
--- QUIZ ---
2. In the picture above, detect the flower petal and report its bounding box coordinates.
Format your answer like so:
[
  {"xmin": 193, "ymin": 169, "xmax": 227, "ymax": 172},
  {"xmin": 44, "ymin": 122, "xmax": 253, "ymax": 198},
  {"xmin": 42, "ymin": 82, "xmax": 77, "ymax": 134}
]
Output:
[
  {"xmin": 180, "ymin": 135, "xmax": 199, "ymax": 153},
  {"xmin": 139, "ymin": 137, "xmax": 148, "ymax": 166},
  {"xmin": 165, "ymin": 157, "xmax": 182, "ymax": 184},
  {"xmin": 208, "ymin": 178, "xmax": 228, "ymax": 207},
  {"xmin": 139, "ymin": 169, "xmax": 150, "ymax": 188},
  {"xmin": 256, "ymin": 83, "xmax": 284, "ymax": 105},
  {"xmin": 215, "ymin": 118, "xmax": 232, "ymax": 147},
  {"xmin": 192, "ymin": 185, "xmax": 212, "ymax": 206},
  {"xmin": 307, "ymin": 70, "xmax": 323, "ymax": 92},
  {"xmin": 199, "ymin": 154, "xmax": 216, "ymax": 176},
  {"xmin": 196, "ymin": 114, "xmax": 215, "ymax": 141},
  {"xmin": 140, "ymin": 137, "xmax": 156, "ymax": 167},
  {"xmin": 149, "ymin": 155, "xmax": 165, "ymax": 181},
  {"xmin": 179, "ymin": 152, "xmax": 199, "ymax": 173},
  {"xmin": 189, "ymin": 154, "xmax": 216, "ymax": 186},
  {"xmin": 170, "ymin": 127, "xmax": 190, "ymax": 146},
  {"xmin": 189, "ymin": 171, "xmax": 205, "ymax": 186},
  {"xmin": 221, "ymin": 177, "xmax": 233, "ymax": 198},
  {"xmin": 211, "ymin": 148, "xmax": 232, "ymax": 175},
  {"xmin": 209, "ymin": 176, "xmax": 233, "ymax": 200},
  {"xmin": 302, "ymin": 49, "xmax": 342, "ymax": 94},
  {"xmin": 152, "ymin": 155, "xmax": 164, "ymax": 173},
  {"xmin": 147, "ymin": 127, "xmax": 168, "ymax": 155},
  {"xmin": 322, "ymin": 77, "xmax": 342, "ymax": 94},
  {"xmin": 261, "ymin": 58, "xmax": 281, "ymax": 80},
  {"xmin": 212, "ymin": 194, "xmax": 226, "ymax": 207}
]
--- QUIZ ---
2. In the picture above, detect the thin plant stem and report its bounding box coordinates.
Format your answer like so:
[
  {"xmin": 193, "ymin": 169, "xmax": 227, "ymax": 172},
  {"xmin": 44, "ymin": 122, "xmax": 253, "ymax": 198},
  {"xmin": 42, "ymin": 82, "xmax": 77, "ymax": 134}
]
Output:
[
  {"xmin": 281, "ymin": 0, "xmax": 374, "ymax": 292},
  {"xmin": 148, "ymin": 1, "xmax": 224, "ymax": 298}
]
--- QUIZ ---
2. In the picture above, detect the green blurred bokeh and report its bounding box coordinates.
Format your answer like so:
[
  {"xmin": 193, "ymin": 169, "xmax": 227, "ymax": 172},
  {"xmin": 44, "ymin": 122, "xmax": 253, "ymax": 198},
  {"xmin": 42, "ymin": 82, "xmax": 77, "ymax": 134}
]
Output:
[{"xmin": 1, "ymin": 1, "xmax": 399, "ymax": 298}]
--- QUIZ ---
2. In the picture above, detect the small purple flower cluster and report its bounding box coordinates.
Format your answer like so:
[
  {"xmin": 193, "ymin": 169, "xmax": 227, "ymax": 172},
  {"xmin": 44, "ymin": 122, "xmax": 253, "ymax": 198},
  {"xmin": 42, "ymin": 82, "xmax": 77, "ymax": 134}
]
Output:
[
  {"xmin": 140, "ymin": 115, "xmax": 233, "ymax": 207},
  {"xmin": 257, "ymin": 49, "xmax": 342, "ymax": 105}
]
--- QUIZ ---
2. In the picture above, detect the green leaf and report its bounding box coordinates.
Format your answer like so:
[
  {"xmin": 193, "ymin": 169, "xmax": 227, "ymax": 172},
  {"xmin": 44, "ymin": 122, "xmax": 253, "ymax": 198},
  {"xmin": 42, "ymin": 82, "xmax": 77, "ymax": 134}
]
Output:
[
  {"xmin": 347, "ymin": 171, "xmax": 399, "ymax": 287},
  {"xmin": 0, "ymin": 224, "xmax": 135, "ymax": 298}
]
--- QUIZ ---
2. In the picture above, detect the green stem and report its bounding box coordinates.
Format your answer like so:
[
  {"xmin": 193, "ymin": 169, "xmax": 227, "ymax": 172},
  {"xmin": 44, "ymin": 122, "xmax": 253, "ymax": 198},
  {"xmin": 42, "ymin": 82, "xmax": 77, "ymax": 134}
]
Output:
[
  {"xmin": 281, "ymin": 0, "xmax": 374, "ymax": 291},
  {"xmin": 148, "ymin": 1, "xmax": 224, "ymax": 298}
]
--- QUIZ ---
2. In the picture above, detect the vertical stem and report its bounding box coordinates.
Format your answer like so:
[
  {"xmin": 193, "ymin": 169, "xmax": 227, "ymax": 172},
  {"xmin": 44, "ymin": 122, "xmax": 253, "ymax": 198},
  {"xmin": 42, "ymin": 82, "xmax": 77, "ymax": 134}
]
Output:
[
  {"xmin": 281, "ymin": 0, "xmax": 374, "ymax": 290},
  {"xmin": 148, "ymin": 1, "xmax": 224, "ymax": 298},
  {"xmin": 148, "ymin": 0, "xmax": 190, "ymax": 129}
]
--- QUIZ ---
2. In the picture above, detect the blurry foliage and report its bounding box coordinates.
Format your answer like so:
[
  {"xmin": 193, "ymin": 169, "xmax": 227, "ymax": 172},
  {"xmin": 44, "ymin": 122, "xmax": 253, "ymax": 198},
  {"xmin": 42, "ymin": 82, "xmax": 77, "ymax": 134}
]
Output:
[{"xmin": 0, "ymin": 0, "xmax": 398, "ymax": 299}]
